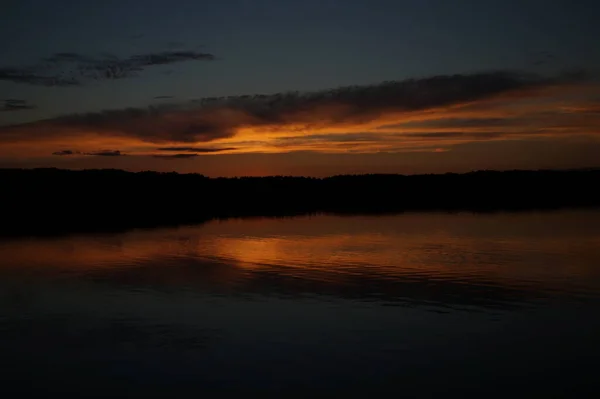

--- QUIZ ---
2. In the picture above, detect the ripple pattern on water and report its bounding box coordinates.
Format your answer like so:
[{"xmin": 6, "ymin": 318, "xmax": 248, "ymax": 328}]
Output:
[{"xmin": 1, "ymin": 211, "xmax": 600, "ymax": 395}]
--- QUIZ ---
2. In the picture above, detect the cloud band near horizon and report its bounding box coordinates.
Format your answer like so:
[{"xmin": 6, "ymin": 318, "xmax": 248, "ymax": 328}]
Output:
[{"xmin": 0, "ymin": 69, "xmax": 598, "ymax": 158}]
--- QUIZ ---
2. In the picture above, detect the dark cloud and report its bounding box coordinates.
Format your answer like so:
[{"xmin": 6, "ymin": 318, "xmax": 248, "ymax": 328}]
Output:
[
  {"xmin": 51, "ymin": 149, "xmax": 124, "ymax": 156},
  {"xmin": 84, "ymin": 150, "xmax": 124, "ymax": 156},
  {"xmin": 156, "ymin": 147, "xmax": 236, "ymax": 152},
  {"xmin": 0, "ymin": 50, "xmax": 215, "ymax": 86},
  {"xmin": 52, "ymin": 150, "xmax": 80, "ymax": 156},
  {"xmin": 50, "ymin": 148, "xmax": 231, "ymax": 158},
  {"xmin": 0, "ymin": 67, "xmax": 79, "ymax": 87},
  {"xmin": 1, "ymin": 99, "xmax": 36, "ymax": 112},
  {"xmin": 128, "ymin": 51, "xmax": 215, "ymax": 66},
  {"xmin": 1, "ymin": 70, "xmax": 591, "ymax": 144},
  {"xmin": 152, "ymin": 153, "xmax": 199, "ymax": 159},
  {"xmin": 530, "ymin": 51, "xmax": 557, "ymax": 66},
  {"xmin": 153, "ymin": 95, "xmax": 174, "ymax": 100}
]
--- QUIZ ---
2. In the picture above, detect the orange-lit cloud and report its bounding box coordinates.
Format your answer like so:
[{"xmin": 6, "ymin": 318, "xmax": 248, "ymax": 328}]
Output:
[{"xmin": 0, "ymin": 69, "xmax": 598, "ymax": 159}]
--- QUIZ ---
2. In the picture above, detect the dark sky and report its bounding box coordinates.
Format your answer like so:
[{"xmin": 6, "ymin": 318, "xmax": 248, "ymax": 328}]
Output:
[{"xmin": 1, "ymin": 0, "xmax": 599, "ymax": 176}]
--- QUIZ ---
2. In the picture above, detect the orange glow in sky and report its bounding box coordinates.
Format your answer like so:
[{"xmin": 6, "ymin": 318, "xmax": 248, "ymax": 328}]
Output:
[{"xmin": 1, "ymin": 78, "xmax": 598, "ymax": 176}]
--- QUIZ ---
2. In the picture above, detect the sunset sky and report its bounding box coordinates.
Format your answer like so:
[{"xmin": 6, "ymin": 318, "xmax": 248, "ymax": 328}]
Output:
[{"xmin": 1, "ymin": 0, "xmax": 599, "ymax": 176}]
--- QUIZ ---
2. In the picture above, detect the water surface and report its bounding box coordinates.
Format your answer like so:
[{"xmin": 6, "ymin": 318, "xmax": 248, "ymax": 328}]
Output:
[{"xmin": 1, "ymin": 211, "xmax": 599, "ymax": 396}]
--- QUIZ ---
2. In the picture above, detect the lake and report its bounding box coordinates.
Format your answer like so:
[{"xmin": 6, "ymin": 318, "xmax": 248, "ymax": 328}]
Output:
[{"xmin": 1, "ymin": 210, "xmax": 599, "ymax": 397}]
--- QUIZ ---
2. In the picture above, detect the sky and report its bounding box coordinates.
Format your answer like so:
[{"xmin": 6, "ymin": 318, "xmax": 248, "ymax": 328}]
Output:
[{"xmin": 1, "ymin": 0, "xmax": 599, "ymax": 176}]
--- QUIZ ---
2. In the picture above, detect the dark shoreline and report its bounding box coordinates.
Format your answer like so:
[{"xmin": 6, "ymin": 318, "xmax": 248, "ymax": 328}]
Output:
[{"xmin": 2, "ymin": 167, "xmax": 599, "ymax": 237}]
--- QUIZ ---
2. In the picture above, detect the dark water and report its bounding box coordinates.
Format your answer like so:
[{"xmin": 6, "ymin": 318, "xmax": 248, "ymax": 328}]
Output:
[{"xmin": 1, "ymin": 211, "xmax": 600, "ymax": 397}]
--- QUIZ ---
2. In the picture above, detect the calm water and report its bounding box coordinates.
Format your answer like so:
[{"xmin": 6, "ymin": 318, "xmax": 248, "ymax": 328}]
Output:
[{"xmin": 1, "ymin": 210, "xmax": 600, "ymax": 397}]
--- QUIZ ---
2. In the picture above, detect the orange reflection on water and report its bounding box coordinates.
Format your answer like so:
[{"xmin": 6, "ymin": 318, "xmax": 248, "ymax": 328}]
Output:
[{"xmin": 1, "ymin": 211, "xmax": 600, "ymax": 299}]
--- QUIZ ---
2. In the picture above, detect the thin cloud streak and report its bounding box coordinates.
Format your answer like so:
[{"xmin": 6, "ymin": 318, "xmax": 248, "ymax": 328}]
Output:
[
  {"xmin": 84, "ymin": 150, "xmax": 124, "ymax": 156},
  {"xmin": 152, "ymin": 153, "xmax": 199, "ymax": 159},
  {"xmin": 52, "ymin": 149, "xmax": 124, "ymax": 156},
  {"xmin": 52, "ymin": 150, "xmax": 81, "ymax": 156},
  {"xmin": 0, "ymin": 50, "xmax": 215, "ymax": 86},
  {"xmin": 50, "ymin": 147, "xmax": 235, "ymax": 157},
  {"xmin": 1, "ymin": 99, "xmax": 36, "ymax": 112},
  {"xmin": 156, "ymin": 147, "xmax": 237, "ymax": 153}
]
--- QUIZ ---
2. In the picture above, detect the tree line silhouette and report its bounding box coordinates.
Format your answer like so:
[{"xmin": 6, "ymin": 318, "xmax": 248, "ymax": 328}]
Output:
[{"xmin": 2, "ymin": 167, "xmax": 599, "ymax": 236}]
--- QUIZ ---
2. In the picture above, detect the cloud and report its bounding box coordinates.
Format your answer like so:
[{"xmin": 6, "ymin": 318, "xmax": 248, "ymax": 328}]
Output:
[
  {"xmin": 262, "ymin": 131, "xmax": 509, "ymax": 152},
  {"xmin": 2, "ymin": 69, "xmax": 597, "ymax": 158},
  {"xmin": 276, "ymin": 133, "xmax": 388, "ymax": 143},
  {"xmin": 396, "ymin": 117, "xmax": 512, "ymax": 129},
  {"xmin": 129, "ymin": 51, "xmax": 214, "ymax": 66},
  {"xmin": 530, "ymin": 51, "xmax": 558, "ymax": 66},
  {"xmin": 52, "ymin": 150, "xmax": 80, "ymax": 156},
  {"xmin": 0, "ymin": 50, "xmax": 215, "ymax": 86},
  {"xmin": 153, "ymin": 96, "xmax": 174, "ymax": 100},
  {"xmin": 0, "ymin": 67, "xmax": 80, "ymax": 87},
  {"xmin": 404, "ymin": 131, "xmax": 506, "ymax": 139},
  {"xmin": 276, "ymin": 131, "xmax": 507, "ymax": 143},
  {"xmin": 51, "ymin": 149, "xmax": 124, "ymax": 156},
  {"xmin": 84, "ymin": 150, "xmax": 124, "ymax": 156},
  {"xmin": 156, "ymin": 147, "xmax": 236, "ymax": 152},
  {"xmin": 2, "ymin": 70, "xmax": 589, "ymax": 143},
  {"xmin": 49, "ymin": 147, "xmax": 234, "ymax": 158},
  {"xmin": 152, "ymin": 153, "xmax": 199, "ymax": 159},
  {"xmin": 1, "ymin": 99, "xmax": 36, "ymax": 112},
  {"xmin": 386, "ymin": 101, "xmax": 600, "ymax": 135}
]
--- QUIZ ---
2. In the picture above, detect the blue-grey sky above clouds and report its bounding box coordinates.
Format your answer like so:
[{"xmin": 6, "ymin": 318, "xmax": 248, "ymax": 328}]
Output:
[{"xmin": 1, "ymin": 0, "xmax": 599, "ymax": 176}]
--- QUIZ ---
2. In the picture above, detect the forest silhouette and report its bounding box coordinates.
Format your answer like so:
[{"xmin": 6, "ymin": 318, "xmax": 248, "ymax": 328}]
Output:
[{"xmin": 2, "ymin": 167, "xmax": 599, "ymax": 236}]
